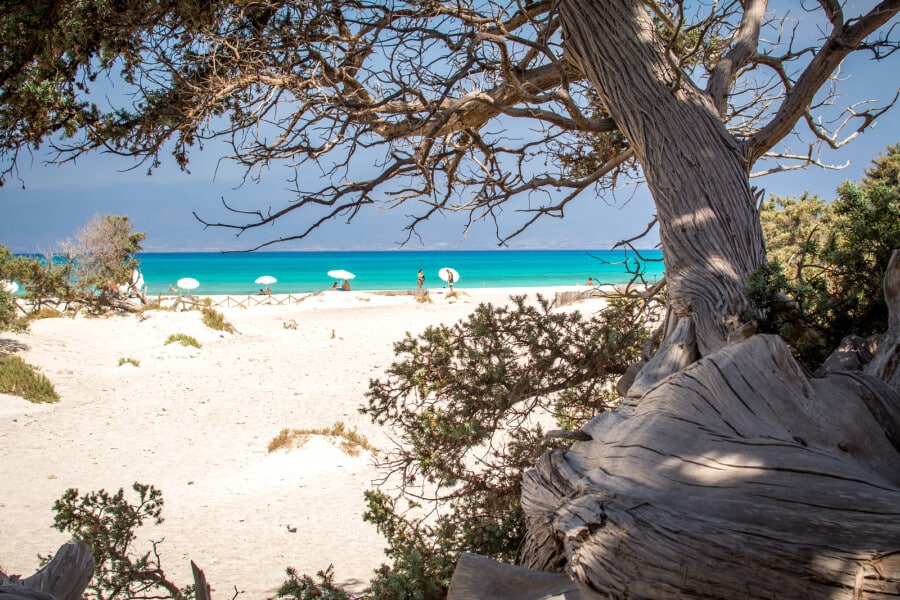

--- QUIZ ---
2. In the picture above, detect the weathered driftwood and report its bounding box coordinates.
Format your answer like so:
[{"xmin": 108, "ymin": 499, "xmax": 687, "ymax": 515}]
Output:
[
  {"xmin": 0, "ymin": 547, "xmax": 213, "ymax": 600},
  {"xmin": 0, "ymin": 543, "xmax": 93, "ymax": 600},
  {"xmin": 817, "ymin": 334, "xmax": 874, "ymax": 376},
  {"xmin": 448, "ymin": 552, "xmax": 583, "ymax": 600},
  {"xmin": 514, "ymin": 334, "xmax": 900, "ymax": 599},
  {"xmin": 191, "ymin": 560, "xmax": 211, "ymax": 600}
]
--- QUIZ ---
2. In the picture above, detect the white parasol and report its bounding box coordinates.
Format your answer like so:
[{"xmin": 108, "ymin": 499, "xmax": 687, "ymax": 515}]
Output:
[
  {"xmin": 327, "ymin": 269, "xmax": 356, "ymax": 280},
  {"xmin": 438, "ymin": 267, "xmax": 460, "ymax": 284},
  {"xmin": 1, "ymin": 280, "xmax": 18, "ymax": 294},
  {"xmin": 255, "ymin": 275, "xmax": 277, "ymax": 292},
  {"xmin": 176, "ymin": 277, "xmax": 200, "ymax": 291}
]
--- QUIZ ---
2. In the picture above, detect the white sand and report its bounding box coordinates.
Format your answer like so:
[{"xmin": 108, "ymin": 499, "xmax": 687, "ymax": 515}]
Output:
[{"xmin": 0, "ymin": 286, "xmax": 605, "ymax": 597}]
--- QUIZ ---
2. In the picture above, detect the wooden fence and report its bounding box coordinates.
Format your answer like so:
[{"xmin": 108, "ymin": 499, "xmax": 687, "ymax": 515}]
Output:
[{"xmin": 164, "ymin": 293, "xmax": 320, "ymax": 311}]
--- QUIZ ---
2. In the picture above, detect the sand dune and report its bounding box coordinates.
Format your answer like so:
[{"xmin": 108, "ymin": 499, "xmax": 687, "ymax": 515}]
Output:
[{"xmin": 0, "ymin": 286, "xmax": 605, "ymax": 597}]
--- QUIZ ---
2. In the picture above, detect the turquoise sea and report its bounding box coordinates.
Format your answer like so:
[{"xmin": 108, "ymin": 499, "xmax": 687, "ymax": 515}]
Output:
[{"xmin": 135, "ymin": 250, "xmax": 664, "ymax": 296}]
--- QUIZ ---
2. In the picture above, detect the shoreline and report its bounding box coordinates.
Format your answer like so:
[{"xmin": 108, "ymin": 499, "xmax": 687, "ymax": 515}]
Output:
[
  {"xmin": 0, "ymin": 285, "xmax": 610, "ymax": 596},
  {"xmin": 150, "ymin": 284, "xmax": 608, "ymax": 301}
]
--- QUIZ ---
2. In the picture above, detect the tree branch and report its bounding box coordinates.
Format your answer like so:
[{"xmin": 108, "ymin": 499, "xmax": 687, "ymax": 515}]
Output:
[{"xmin": 746, "ymin": 0, "xmax": 900, "ymax": 164}]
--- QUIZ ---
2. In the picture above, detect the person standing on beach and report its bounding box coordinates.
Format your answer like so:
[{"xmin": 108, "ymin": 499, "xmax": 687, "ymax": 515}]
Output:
[{"xmin": 417, "ymin": 269, "xmax": 425, "ymax": 295}]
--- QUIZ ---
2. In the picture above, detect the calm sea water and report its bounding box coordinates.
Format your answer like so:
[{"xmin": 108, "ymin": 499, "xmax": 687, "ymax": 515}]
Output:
[{"xmin": 136, "ymin": 250, "xmax": 664, "ymax": 295}]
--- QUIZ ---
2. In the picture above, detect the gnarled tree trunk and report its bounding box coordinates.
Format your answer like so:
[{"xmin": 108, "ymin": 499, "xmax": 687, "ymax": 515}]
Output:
[
  {"xmin": 559, "ymin": 0, "xmax": 765, "ymax": 396},
  {"xmin": 517, "ymin": 334, "xmax": 900, "ymax": 599}
]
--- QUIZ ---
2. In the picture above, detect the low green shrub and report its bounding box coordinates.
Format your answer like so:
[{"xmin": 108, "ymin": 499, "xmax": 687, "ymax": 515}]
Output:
[
  {"xmin": 164, "ymin": 333, "xmax": 201, "ymax": 348},
  {"xmin": 25, "ymin": 307, "xmax": 63, "ymax": 322},
  {"xmin": 199, "ymin": 302, "xmax": 235, "ymax": 332},
  {"xmin": 276, "ymin": 566, "xmax": 349, "ymax": 600},
  {"xmin": 0, "ymin": 355, "xmax": 59, "ymax": 403},
  {"xmin": 118, "ymin": 357, "xmax": 140, "ymax": 367},
  {"xmin": 48, "ymin": 483, "xmax": 191, "ymax": 600},
  {"xmin": 137, "ymin": 301, "xmax": 169, "ymax": 313},
  {"xmin": 0, "ymin": 288, "xmax": 23, "ymax": 331},
  {"xmin": 353, "ymin": 295, "xmax": 655, "ymax": 598}
]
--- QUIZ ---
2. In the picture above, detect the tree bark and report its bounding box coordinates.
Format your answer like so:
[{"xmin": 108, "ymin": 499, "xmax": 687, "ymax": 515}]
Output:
[
  {"xmin": 559, "ymin": 0, "xmax": 765, "ymax": 394},
  {"xmin": 0, "ymin": 543, "xmax": 94, "ymax": 600},
  {"xmin": 518, "ymin": 335, "xmax": 900, "ymax": 599}
]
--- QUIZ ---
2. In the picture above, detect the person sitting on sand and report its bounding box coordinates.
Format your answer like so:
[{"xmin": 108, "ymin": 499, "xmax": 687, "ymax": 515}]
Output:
[
  {"xmin": 258, "ymin": 288, "xmax": 265, "ymax": 295},
  {"xmin": 331, "ymin": 281, "xmax": 339, "ymax": 290},
  {"xmin": 342, "ymin": 280, "xmax": 351, "ymax": 291},
  {"xmin": 586, "ymin": 277, "xmax": 594, "ymax": 286}
]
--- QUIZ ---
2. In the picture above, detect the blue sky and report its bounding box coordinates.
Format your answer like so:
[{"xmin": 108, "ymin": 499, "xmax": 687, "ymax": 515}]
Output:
[{"xmin": 1, "ymin": 11, "xmax": 897, "ymax": 254}]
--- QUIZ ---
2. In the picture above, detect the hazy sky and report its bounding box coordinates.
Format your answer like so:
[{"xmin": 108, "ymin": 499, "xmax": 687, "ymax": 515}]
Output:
[{"xmin": 2, "ymin": 13, "xmax": 898, "ymax": 254}]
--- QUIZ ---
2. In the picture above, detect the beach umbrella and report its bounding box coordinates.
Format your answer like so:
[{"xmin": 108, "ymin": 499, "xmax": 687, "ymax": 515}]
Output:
[
  {"xmin": 177, "ymin": 277, "xmax": 200, "ymax": 291},
  {"xmin": 1, "ymin": 279, "xmax": 18, "ymax": 294},
  {"xmin": 327, "ymin": 269, "xmax": 356, "ymax": 280},
  {"xmin": 438, "ymin": 267, "xmax": 460, "ymax": 284},
  {"xmin": 255, "ymin": 275, "xmax": 277, "ymax": 292}
]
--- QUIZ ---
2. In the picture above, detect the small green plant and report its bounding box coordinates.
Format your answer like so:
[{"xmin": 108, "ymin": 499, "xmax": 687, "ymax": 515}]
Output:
[
  {"xmin": 164, "ymin": 333, "xmax": 201, "ymax": 348},
  {"xmin": 276, "ymin": 565, "xmax": 349, "ymax": 600},
  {"xmin": 137, "ymin": 301, "xmax": 170, "ymax": 313},
  {"xmin": 0, "ymin": 355, "xmax": 59, "ymax": 403},
  {"xmin": 199, "ymin": 301, "xmax": 234, "ymax": 333},
  {"xmin": 48, "ymin": 483, "xmax": 192, "ymax": 600},
  {"xmin": 118, "ymin": 357, "xmax": 140, "ymax": 367},
  {"xmin": 268, "ymin": 421, "xmax": 376, "ymax": 456}
]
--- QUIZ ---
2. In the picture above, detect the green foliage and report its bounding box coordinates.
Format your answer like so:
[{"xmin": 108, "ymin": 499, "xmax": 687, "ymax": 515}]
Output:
[
  {"xmin": 357, "ymin": 295, "xmax": 654, "ymax": 597},
  {"xmin": 363, "ymin": 491, "xmax": 456, "ymax": 600},
  {"xmin": 0, "ymin": 0, "xmax": 216, "ymax": 176},
  {"xmin": 0, "ymin": 245, "xmax": 70, "ymax": 311},
  {"xmin": 756, "ymin": 144, "xmax": 900, "ymax": 366},
  {"xmin": 0, "ymin": 214, "xmax": 145, "ymax": 314},
  {"xmin": 165, "ymin": 333, "xmax": 201, "ymax": 348},
  {"xmin": 49, "ymin": 483, "xmax": 192, "ymax": 600},
  {"xmin": 276, "ymin": 565, "xmax": 350, "ymax": 600},
  {"xmin": 199, "ymin": 300, "xmax": 235, "ymax": 332},
  {"xmin": 743, "ymin": 261, "xmax": 826, "ymax": 363},
  {"xmin": 0, "ymin": 355, "xmax": 59, "ymax": 403},
  {"xmin": 0, "ymin": 286, "xmax": 22, "ymax": 332},
  {"xmin": 822, "ymin": 148, "xmax": 900, "ymax": 338},
  {"xmin": 759, "ymin": 193, "xmax": 831, "ymax": 280},
  {"xmin": 118, "ymin": 357, "xmax": 140, "ymax": 367}
]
